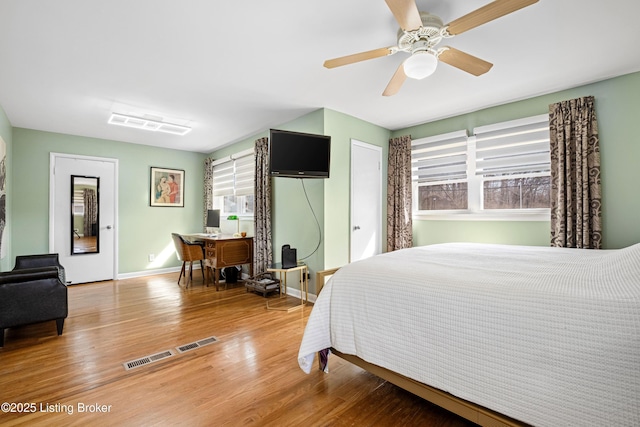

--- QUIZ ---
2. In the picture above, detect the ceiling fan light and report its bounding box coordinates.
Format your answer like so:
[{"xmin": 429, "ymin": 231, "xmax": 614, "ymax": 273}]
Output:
[{"xmin": 403, "ymin": 51, "xmax": 438, "ymax": 80}]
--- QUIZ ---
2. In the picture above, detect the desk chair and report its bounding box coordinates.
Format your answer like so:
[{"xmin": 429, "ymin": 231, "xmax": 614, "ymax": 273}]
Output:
[{"xmin": 171, "ymin": 233, "xmax": 205, "ymax": 287}]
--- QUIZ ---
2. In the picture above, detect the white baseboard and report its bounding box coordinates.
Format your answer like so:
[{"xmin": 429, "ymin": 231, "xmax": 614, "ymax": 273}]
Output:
[
  {"xmin": 284, "ymin": 286, "xmax": 318, "ymax": 304},
  {"xmin": 117, "ymin": 266, "xmax": 182, "ymax": 280},
  {"xmin": 117, "ymin": 264, "xmax": 241, "ymax": 281},
  {"xmin": 117, "ymin": 268, "xmax": 318, "ymax": 302}
]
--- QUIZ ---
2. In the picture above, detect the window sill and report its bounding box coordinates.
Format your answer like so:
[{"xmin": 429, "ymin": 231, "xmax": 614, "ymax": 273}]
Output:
[{"xmin": 413, "ymin": 209, "xmax": 550, "ymax": 222}]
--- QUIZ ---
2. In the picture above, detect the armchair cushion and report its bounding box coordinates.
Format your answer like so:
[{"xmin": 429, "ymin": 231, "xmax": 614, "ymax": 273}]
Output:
[{"xmin": 0, "ymin": 265, "xmax": 68, "ymax": 347}]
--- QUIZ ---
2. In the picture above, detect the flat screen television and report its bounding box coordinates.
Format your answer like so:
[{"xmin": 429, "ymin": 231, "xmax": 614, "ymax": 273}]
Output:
[{"xmin": 269, "ymin": 129, "xmax": 331, "ymax": 178}]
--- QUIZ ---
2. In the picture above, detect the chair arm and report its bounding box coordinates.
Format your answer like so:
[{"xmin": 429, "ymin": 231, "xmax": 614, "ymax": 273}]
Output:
[
  {"xmin": 0, "ymin": 267, "xmax": 61, "ymax": 285},
  {"xmin": 13, "ymin": 254, "xmax": 67, "ymax": 284}
]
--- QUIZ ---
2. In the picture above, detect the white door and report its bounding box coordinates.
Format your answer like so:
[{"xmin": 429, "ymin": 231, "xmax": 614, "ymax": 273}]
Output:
[
  {"xmin": 350, "ymin": 140, "xmax": 382, "ymax": 262},
  {"xmin": 50, "ymin": 153, "xmax": 118, "ymax": 283}
]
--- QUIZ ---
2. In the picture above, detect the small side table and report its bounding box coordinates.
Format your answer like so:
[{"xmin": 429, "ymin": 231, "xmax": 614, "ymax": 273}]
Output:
[{"xmin": 266, "ymin": 262, "xmax": 308, "ymax": 312}]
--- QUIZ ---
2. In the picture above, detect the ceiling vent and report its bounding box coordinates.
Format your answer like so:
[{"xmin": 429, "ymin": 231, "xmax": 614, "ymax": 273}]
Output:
[{"xmin": 108, "ymin": 112, "xmax": 192, "ymax": 136}]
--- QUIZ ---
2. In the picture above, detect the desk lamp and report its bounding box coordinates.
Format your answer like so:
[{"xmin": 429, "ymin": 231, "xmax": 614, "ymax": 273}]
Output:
[{"xmin": 227, "ymin": 215, "xmax": 240, "ymax": 237}]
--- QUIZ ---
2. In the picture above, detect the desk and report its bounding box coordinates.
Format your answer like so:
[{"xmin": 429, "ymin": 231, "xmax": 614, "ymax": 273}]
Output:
[
  {"xmin": 266, "ymin": 262, "xmax": 308, "ymax": 312},
  {"xmin": 184, "ymin": 234, "xmax": 253, "ymax": 290}
]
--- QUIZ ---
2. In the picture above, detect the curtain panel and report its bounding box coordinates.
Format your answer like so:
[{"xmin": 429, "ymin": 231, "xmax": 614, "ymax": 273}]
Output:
[
  {"xmin": 387, "ymin": 135, "xmax": 413, "ymax": 251},
  {"xmin": 83, "ymin": 188, "xmax": 97, "ymax": 237},
  {"xmin": 549, "ymin": 96, "xmax": 602, "ymax": 248},
  {"xmin": 254, "ymin": 137, "xmax": 272, "ymax": 273},
  {"xmin": 203, "ymin": 157, "xmax": 215, "ymax": 230}
]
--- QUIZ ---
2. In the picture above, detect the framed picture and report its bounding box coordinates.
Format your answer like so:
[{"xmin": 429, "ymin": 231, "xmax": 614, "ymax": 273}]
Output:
[{"xmin": 150, "ymin": 167, "xmax": 184, "ymax": 207}]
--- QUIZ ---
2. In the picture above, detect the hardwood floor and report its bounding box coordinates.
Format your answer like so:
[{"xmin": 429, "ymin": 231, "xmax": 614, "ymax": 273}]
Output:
[
  {"xmin": 0, "ymin": 273, "xmax": 476, "ymax": 426},
  {"xmin": 72, "ymin": 236, "xmax": 97, "ymax": 253}
]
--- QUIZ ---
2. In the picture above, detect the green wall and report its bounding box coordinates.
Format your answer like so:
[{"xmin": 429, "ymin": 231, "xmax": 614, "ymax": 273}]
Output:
[
  {"xmin": 413, "ymin": 221, "xmax": 551, "ymax": 247},
  {"xmin": 209, "ymin": 108, "xmax": 390, "ymax": 294},
  {"xmin": 323, "ymin": 109, "xmax": 390, "ymax": 269},
  {"xmin": 0, "ymin": 104, "xmax": 12, "ymax": 271},
  {"xmin": 11, "ymin": 128, "xmax": 207, "ymax": 274},
  {"xmin": 3, "ymin": 70, "xmax": 639, "ymax": 281},
  {"xmin": 210, "ymin": 110, "xmax": 326, "ymax": 294},
  {"xmin": 394, "ymin": 71, "xmax": 640, "ymax": 249}
]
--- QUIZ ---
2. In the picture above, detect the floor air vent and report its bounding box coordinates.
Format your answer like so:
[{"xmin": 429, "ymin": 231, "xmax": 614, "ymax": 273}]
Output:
[
  {"xmin": 123, "ymin": 349, "xmax": 175, "ymax": 370},
  {"xmin": 176, "ymin": 336, "xmax": 218, "ymax": 353}
]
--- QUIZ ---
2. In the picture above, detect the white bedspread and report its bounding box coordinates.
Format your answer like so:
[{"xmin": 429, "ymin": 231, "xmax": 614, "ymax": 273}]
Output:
[{"xmin": 298, "ymin": 243, "xmax": 640, "ymax": 426}]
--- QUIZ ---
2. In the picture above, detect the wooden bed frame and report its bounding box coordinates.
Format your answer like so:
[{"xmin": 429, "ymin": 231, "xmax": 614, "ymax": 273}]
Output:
[
  {"xmin": 315, "ymin": 268, "xmax": 527, "ymax": 426},
  {"xmin": 330, "ymin": 348, "xmax": 529, "ymax": 427}
]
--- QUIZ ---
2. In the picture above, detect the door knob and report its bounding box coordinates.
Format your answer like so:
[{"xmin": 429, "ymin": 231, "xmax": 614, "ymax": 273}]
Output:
[
  {"xmin": 106, "ymin": 225, "xmax": 112, "ymax": 230},
  {"xmin": 353, "ymin": 225, "xmax": 361, "ymax": 231}
]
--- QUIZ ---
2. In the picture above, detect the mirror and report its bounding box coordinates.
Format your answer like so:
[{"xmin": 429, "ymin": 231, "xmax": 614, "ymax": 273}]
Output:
[{"xmin": 71, "ymin": 175, "xmax": 100, "ymax": 255}]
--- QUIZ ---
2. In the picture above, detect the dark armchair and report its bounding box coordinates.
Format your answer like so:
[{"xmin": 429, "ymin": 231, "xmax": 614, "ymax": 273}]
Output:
[
  {"xmin": 0, "ymin": 254, "xmax": 68, "ymax": 347},
  {"xmin": 14, "ymin": 253, "xmax": 67, "ymax": 284}
]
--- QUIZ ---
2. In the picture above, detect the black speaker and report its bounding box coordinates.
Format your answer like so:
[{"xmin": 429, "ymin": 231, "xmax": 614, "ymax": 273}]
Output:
[{"xmin": 281, "ymin": 244, "xmax": 297, "ymax": 269}]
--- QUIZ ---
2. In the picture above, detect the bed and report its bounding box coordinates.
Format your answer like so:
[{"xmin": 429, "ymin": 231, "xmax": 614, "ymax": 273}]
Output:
[{"xmin": 298, "ymin": 243, "xmax": 640, "ymax": 426}]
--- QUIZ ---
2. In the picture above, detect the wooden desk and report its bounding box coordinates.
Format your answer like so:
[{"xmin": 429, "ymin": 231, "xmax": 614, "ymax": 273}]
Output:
[{"xmin": 184, "ymin": 235, "xmax": 253, "ymax": 290}]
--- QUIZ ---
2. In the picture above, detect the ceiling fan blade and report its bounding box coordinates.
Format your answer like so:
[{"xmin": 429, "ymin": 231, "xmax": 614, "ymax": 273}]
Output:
[
  {"xmin": 446, "ymin": 0, "xmax": 539, "ymax": 35},
  {"xmin": 382, "ymin": 63, "xmax": 407, "ymax": 96},
  {"xmin": 324, "ymin": 47, "xmax": 395, "ymax": 69},
  {"xmin": 385, "ymin": 0, "xmax": 423, "ymax": 31},
  {"xmin": 438, "ymin": 47, "xmax": 493, "ymax": 76}
]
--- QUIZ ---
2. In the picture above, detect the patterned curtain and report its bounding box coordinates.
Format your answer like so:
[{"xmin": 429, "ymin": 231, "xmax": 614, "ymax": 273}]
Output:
[
  {"xmin": 387, "ymin": 135, "xmax": 413, "ymax": 251},
  {"xmin": 83, "ymin": 188, "xmax": 97, "ymax": 236},
  {"xmin": 254, "ymin": 137, "xmax": 272, "ymax": 273},
  {"xmin": 549, "ymin": 96, "xmax": 602, "ymax": 248},
  {"xmin": 203, "ymin": 157, "xmax": 214, "ymax": 230}
]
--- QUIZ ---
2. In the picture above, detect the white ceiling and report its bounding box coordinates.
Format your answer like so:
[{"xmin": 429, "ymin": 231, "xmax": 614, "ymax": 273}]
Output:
[{"xmin": 1, "ymin": 0, "xmax": 639, "ymax": 154}]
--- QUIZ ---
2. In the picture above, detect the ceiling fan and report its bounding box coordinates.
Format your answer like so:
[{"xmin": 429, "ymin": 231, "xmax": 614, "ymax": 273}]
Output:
[{"xmin": 324, "ymin": 0, "xmax": 539, "ymax": 96}]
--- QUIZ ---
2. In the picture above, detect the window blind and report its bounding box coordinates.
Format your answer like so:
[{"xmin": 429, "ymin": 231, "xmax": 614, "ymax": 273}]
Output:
[
  {"xmin": 474, "ymin": 114, "xmax": 550, "ymax": 177},
  {"xmin": 212, "ymin": 148, "xmax": 255, "ymax": 197},
  {"xmin": 233, "ymin": 153, "xmax": 255, "ymax": 197},
  {"xmin": 411, "ymin": 130, "xmax": 468, "ymax": 183},
  {"xmin": 212, "ymin": 160, "xmax": 235, "ymax": 197}
]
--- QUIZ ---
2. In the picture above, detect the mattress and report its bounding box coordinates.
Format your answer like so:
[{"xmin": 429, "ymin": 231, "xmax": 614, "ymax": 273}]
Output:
[{"xmin": 298, "ymin": 243, "xmax": 640, "ymax": 426}]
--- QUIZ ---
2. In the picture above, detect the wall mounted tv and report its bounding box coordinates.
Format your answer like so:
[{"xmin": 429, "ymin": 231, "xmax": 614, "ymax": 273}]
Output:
[{"xmin": 269, "ymin": 129, "xmax": 331, "ymax": 178}]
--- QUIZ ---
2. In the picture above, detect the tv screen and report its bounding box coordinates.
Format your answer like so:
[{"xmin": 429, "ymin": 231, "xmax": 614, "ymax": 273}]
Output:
[{"xmin": 269, "ymin": 129, "xmax": 331, "ymax": 178}]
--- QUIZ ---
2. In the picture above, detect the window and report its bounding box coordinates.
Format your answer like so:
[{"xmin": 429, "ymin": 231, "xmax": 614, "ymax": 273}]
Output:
[
  {"xmin": 73, "ymin": 190, "xmax": 85, "ymax": 215},
  {"xmin": 412, "ymin": 114, "xmax": 551, "ymax": 219},
  {"xmin": 474, "ymin": 115, "xmax": 551, "ymax": 211},
  {"xmin": 482, "ymin": 177, "xmax": 550, "ymax": 209},
  {"xmin": 412, "ymin": 130, "xmax": 469, "ymax": 211},
  {"xmin": 212, "ymin": 148, "xmax": 255, "ymax": 216}
]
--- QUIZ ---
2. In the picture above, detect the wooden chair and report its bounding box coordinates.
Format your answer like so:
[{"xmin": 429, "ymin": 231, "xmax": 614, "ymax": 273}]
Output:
[{"xmin": 171, "ymin": 233, "xmax": 206, "ymax": 287}]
